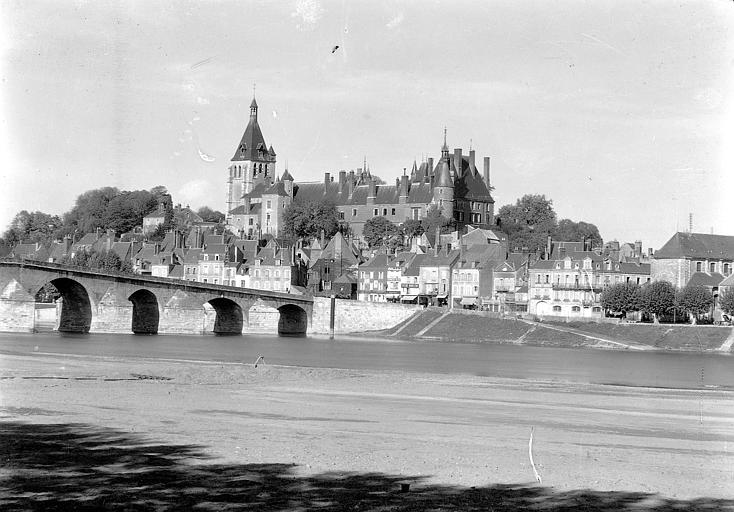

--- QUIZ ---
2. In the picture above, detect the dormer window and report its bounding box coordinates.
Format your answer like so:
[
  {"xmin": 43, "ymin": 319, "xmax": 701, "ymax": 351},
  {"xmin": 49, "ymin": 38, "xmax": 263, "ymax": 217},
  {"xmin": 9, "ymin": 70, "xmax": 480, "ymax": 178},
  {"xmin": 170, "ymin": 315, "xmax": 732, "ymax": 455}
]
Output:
[{"xmin": 240, "ymin": 144, "xmax": 246, "ymax": 155}]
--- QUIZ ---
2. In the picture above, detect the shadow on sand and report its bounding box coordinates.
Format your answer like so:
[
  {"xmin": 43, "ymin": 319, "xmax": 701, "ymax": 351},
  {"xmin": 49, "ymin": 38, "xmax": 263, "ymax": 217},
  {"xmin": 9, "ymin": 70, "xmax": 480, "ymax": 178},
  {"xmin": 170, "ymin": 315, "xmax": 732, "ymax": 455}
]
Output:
[{"xmin": 0, "ymin": 421, "xmax": 729, "ymax": 511}]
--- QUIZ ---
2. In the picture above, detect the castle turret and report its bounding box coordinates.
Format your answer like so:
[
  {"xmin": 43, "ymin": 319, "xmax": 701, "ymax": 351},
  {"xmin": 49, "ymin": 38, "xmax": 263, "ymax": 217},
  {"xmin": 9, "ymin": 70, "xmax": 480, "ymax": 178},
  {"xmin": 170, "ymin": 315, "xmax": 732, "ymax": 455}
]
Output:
[{"xmin": 433, "ymin": 160, "xmax": 454, "ymax": 220}]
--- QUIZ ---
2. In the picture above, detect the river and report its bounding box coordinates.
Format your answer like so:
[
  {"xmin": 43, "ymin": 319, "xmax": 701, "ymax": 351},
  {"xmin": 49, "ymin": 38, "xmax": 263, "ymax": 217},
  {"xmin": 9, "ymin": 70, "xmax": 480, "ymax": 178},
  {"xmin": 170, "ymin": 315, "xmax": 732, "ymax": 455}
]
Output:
[{"xmin": 0, "ymin": 331, "xmax": 732, "ymax": 390}]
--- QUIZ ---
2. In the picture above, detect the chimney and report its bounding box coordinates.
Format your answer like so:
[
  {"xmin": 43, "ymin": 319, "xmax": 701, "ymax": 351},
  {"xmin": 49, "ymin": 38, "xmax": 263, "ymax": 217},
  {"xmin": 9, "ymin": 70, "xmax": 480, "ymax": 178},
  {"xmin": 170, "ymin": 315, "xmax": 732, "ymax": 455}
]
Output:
[
  {"xmin": 483, "ymin": 157, "xmax": 491, "ymax": 187},
  {"xmin": 434, "ymin": 227, "xmax": 440, "ymax": 256},
  {"xmin": 634, "ymin": 240, "xmax": 642, "ymax": 257},
  {"xmin": 338, "ymin": 170, "xmax": 346, "ymax": 194},
  {"xmin": 367, "ymin": 178, "xmax": 376, "ymax": 203},
  {"xmin": 648, "ymin": 247, "xmax": 654, "ymax": 257},
  {"xmin": 348, "ymin": 170, "xmax": 355, "ymax": 197},
  {"xmin": 546, "ymin": 234, "xmax": 552, "ymax": 259},
  {"xmin": 63, "ymin": 235, "xmax": 72, "ymax": 255},
  {"xmin": 400, "ymin": 174, "xmax": 409, "ymax": 197},
  {"xmin": 469, "ymin": 149, "xmax": 476, "ymax": 174},
  {"xmin": 324, "ymin": 172, "xmax": 331, "ymax": 190},
  {"xmin": 453, "ymin": 148, "xmax": 463, "ymax": 177},
  {"xmin": 427, "ymin": 158, "xmax": 434, "ymax": 182}
]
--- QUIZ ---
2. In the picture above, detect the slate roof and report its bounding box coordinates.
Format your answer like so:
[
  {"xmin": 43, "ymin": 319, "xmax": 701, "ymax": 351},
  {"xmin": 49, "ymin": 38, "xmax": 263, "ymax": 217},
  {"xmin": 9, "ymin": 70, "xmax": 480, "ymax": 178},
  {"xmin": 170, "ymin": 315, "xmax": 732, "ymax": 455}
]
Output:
[
  {"xmin": 229, "ymin": 203, "xmax": 262, "ymax": 215},
  {"xmin": 10, "ymin": 243, "xmax": 49, "ymax": 261},
  {"xmin": 182, "ymin": 248, "xmax": 203, "ymax": 264},
  {"xmin": 359, "ymin": 254, "xmax": 391, "ymax": 269},
  {"xmin": 231, "ymin": 100, "xmax": 274, "ymax": 162},
  {"xmin": 655, "ymin": 232, "xmax": 734, "ymax": 260},
  {"xmin": 403, "ymin": 254, "xmax": 427, "ymax": 276},
  {"xmin": 263, "ymin": 180, "xmax": 289, "ymax": 197},
  {"xmin": 617, "ymin": 262, "xmax": 651, "ymax": 275},
  {"xmin": 687, "ymin": 272, "xmax": 726, "ymax": 287},
  {"xmin": 719, "ymin": 274, "xmax": 734, "ymax": 287}
]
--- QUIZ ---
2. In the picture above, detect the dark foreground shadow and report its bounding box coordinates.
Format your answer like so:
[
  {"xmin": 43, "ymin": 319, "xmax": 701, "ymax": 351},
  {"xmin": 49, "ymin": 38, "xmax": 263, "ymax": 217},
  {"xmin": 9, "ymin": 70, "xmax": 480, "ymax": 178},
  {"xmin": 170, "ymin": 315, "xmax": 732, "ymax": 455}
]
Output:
[{"xmin": 0, "ymin": 421, "xmax": 729, "ymax": 511}]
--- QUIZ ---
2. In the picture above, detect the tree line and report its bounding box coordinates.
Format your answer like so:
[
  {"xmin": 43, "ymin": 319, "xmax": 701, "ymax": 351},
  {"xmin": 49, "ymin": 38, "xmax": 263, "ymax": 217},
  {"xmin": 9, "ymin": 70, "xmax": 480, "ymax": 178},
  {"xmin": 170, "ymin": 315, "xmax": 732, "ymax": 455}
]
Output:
[
  {"xmin": 600, "ymin": 281, "xmax": 731, "ymax": 324},
  {"xmin": 0, "ymin": 186, "xmax": 224, "ymax": 247}
]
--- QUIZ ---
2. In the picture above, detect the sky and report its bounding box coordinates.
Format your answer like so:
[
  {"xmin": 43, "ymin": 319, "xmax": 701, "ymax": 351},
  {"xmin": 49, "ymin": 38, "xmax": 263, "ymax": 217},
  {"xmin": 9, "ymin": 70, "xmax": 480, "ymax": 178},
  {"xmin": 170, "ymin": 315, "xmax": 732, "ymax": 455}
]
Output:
[{"xmin": 1, "ymin": 0, "xmax": 732, "ymax": 250}]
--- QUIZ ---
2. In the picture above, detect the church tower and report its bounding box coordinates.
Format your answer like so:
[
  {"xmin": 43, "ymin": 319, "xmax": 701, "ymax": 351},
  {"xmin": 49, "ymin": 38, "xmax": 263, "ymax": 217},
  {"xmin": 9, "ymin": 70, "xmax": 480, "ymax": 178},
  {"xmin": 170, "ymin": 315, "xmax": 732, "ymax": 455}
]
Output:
[{"xmin": 226, "ymin": 96, "xmax": 277, "ymax": 223}]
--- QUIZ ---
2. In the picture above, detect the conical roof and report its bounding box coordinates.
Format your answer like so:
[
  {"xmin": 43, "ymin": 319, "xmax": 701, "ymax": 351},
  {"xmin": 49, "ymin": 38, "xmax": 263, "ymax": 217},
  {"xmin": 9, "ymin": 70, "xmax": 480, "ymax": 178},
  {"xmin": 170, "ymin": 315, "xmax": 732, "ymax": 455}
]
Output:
[{"xmin": 435, "ymin": 160, "xmax": 453, "ymax": 188}]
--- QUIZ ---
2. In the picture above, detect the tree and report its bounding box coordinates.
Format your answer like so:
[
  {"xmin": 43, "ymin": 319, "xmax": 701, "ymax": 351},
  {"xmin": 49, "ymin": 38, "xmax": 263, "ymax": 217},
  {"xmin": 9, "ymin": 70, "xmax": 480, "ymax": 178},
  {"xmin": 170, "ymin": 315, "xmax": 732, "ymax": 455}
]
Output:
[
  {"xmin": 401, "ymin": 219, "xmax": 424, "ymax": 239},
  {"xmin": 422, "ymin": 203, "xmax": 454, "ymax": 237},
  {"xmin": 196, "ymin": 206, "xmax": 225, "ymax": 223},
  {"xmin": 283, "ymin": 201, "xmax": 341, "ymax": 241},
  {"xmin": 496, "ymin": 194, "xmax": 557, "ymax": 253},
  {"xmin": 554, "ymin": 219, "xmax": 603, "ymax": 247},
  {"xmin": 676, "ymin": 284, "xmax": 714, "ymax": 324},
  {"xmin": 2, "ymin": 210, "xmax": 62, "ymax": 245},
  {"xmin": 363, "ymin": 217, "xmax": 399, "ymax": 249},
  {"xmin": 719, "ymin": 289, "xmax": 734, "ymax": 316},
  {"xmin": 600, "ymin": 282, "xmax": 640, "ymax": 316},
  {"xmin": 102, "ymin": 190, "xmax": 159, "ymax": 234},
  {"xmin": 63, "ymin": 187, "xmax": 120, "ymax": 233},
  {"xmin": 638, "ymin": 281, "xmax": 676, "ymax": 323}
]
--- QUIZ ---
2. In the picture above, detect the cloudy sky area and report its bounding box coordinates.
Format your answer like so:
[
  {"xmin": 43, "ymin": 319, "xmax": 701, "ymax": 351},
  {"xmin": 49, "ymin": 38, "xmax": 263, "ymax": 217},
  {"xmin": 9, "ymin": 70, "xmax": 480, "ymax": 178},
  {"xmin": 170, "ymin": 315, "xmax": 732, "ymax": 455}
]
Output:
[{"xmin": 1, "ymin": 0, "xmax": 732, "ymax": 249}]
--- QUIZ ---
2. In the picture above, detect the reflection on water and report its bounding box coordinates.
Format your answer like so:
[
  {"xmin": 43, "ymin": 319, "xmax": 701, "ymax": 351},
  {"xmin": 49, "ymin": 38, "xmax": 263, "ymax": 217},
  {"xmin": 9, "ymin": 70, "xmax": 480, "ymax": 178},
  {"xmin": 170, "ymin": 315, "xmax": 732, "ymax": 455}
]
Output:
[{"xmin": 1, "ymin": 331, "xmax": 732, "ymax": 390}]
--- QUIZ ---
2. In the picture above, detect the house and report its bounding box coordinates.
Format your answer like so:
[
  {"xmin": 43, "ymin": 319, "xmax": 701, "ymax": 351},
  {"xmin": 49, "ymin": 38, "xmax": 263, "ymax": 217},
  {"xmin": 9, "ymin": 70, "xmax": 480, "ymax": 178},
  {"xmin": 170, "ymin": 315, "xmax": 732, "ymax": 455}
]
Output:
[
  {"xmin": 246, "ymin": 242, "xmax": 293, "ymax": 293},
  {"xmin": 400, "ymin": 253, "xmax": 425, "ymax": 304},
  {"xmin": 652, "ymin": 232, "xmax": 734, "ymax": 288},
  {"xmin": 307, "ymin": 232, "xmax": 361, "ymax": 294},
  {"xmin": 9, "ymin": 242, "xmax": 49, "ymax": 262},
  {"xmin": 451, "ymin": 246, "xmax": 498, "ymax": 308},
  {"xmin": 142, "ymin": 203, "xmax": 167, "ymax": 235},
  {"xmin": 418, "ymin": 248, "xmax": 460, "ymax": 306},
  {"xmin": 528, "ymin": 251, "xmax": 651, "ymax": 319},
  {"xmin": 386, "ymin": 252, "xmax": 417, "ymax": 302},
  {"xmin": 357, "ymin": 253, "xmax": 391, "ymax": 302}
]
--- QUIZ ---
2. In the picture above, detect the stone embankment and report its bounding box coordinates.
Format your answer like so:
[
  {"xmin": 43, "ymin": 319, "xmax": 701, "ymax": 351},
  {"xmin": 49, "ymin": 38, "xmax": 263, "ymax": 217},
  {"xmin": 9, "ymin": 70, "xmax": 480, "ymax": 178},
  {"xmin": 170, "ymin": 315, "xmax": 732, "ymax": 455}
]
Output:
[{"xmin": 380, "ymin": 308, "xmax": 734, "ymax": 352}]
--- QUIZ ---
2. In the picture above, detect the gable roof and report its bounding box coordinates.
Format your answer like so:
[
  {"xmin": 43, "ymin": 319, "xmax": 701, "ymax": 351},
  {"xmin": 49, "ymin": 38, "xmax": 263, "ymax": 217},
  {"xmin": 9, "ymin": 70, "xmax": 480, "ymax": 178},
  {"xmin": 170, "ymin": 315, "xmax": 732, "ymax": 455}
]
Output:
[
  {"xmin": 655, "ymin": 232, "xmax": 734, "ymax": 260},
  {"xmin": 687, "ymin": 272, "xmax": 725, "ymax": 287}
]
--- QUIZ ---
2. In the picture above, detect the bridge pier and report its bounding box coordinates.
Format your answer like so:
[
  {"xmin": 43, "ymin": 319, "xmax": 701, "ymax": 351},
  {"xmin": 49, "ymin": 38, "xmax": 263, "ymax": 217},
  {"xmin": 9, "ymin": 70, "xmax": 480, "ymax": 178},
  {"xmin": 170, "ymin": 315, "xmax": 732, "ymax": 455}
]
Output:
[{"xmin": 0, "ymin": 279, "xmax": 35, "ymax": 332}]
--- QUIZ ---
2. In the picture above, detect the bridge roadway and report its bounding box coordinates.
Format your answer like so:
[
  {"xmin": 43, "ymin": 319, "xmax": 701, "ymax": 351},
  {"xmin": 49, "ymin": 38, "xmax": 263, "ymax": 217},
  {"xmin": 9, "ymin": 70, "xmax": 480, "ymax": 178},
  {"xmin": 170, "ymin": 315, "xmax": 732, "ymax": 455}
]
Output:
[{"xmin": 0, "ymin": 259, "xmax": 312, "ymax": 335}]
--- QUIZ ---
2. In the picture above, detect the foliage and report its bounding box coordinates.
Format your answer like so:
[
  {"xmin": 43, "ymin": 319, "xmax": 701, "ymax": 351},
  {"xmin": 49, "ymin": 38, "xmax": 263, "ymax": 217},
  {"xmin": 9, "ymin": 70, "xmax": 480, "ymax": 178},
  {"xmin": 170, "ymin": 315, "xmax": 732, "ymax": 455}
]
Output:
[
  {"xmin": 148, "ymin": 224, "xmax": 168, "ymax": 242},
  {"xmin": 363, "ymin": 217, "xmax": 399, "ymax": 249},
  {"xmin": 196, "ymin": 206, "xmax": 225, "ymax": 223},
  {"xmin": 61, "ymin": 249, "xmax": 129, "ymax": 273},
  {"xmin": 101, "ymin": 190, "xmax": 159, "ymax": 235},
  {"xmin": 637, "ymin": 280, "xmax": 676, "ymax": 322},
  {"xmin": 496, "ymin": 195, "xmax": 557, "ymax": 253},
  {"xmin": 719, "ymin": 289, "xmax": 734, "ymax": 316},
  {"xmin": 600, "ymin": 282, "xmax": 640, "ymax": 315},
  {"xmin": 283, "ymin": 201, "xmax": 341, "ymax": 242},
  {"xmin": 401, "ymin": 219, "xmax": 424, "ymax": 239},
  {"xmin": 63, "ymin": 187, "xmax": 120, "ymax": 234},
  {"xmin": 676, "ymin": 284, "xmax": 714, "ymax": 324},
  {"xmin": 2, "ymin": 210, "xmax": 63, "ymax": 245},
  {"xmin": 35, "ymin": 283, "xmax": 61, "ymax": 303},
  {"xmin": 554, "ymin": 219, "xmax": 602, "ymax": 247},
  {"xmin": 422, "ymin": 203, "xmax": 454, "ymax": 237}
]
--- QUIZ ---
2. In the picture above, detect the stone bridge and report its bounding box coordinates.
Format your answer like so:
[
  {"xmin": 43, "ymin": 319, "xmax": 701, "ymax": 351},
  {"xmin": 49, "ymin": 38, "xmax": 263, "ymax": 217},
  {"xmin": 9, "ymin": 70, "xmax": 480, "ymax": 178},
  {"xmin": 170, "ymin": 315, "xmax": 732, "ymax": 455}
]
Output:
[{"xmin": 0, "ymin": 260, "xmax": 312, "ymax": 335}]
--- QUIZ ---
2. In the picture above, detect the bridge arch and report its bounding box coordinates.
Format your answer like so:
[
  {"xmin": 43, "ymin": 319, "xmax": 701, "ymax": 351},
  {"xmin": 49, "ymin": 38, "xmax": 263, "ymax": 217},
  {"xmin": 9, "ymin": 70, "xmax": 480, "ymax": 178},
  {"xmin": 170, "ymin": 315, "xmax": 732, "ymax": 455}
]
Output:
[
  {"xmin": 128, "ymin": 289, "xmax": 159, "ymax": 334},
  {"xmin": 277, "ymin": 304, "xmax": 308, "ymax": 336},
  {"xmin": 207, "ymin": 297, "xmax": 244, "ymax": 335},
  {"xmin": 41, "ymin": 278, "xmax": 92, "ymax": 333}
]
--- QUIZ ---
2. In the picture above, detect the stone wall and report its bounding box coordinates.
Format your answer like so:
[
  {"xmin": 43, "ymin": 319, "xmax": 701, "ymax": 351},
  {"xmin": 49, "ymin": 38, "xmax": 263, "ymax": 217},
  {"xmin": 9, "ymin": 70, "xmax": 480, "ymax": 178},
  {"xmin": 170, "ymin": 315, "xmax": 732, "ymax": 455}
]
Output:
[{"xmin": 309, "ymin": 297, "xmax": 420, "ymax": 334}]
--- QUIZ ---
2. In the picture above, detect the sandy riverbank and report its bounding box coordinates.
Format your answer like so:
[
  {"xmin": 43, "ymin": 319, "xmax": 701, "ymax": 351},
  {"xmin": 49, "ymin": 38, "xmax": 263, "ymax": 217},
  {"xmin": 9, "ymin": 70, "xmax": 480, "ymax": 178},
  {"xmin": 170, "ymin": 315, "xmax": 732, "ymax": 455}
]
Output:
[{"xmin": 1, "ymin": 352, "xmax": 733, "ymax": 510}]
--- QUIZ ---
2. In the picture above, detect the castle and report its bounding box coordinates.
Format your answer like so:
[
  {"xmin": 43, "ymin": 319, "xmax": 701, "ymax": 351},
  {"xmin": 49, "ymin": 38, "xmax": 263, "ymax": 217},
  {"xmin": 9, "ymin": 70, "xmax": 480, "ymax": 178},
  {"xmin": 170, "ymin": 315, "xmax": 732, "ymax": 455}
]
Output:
[{"xmin": 225, "ymin": 97, "xmax": 496, "ymax": 238}]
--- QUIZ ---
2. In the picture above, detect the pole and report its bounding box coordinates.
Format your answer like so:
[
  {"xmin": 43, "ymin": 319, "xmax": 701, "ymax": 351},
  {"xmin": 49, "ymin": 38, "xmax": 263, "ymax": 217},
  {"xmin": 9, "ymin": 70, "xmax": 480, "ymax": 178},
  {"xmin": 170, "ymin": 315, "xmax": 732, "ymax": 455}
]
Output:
[{"xmin": 329, "ymin": 294, "xmax": 336, "ymax": 340}]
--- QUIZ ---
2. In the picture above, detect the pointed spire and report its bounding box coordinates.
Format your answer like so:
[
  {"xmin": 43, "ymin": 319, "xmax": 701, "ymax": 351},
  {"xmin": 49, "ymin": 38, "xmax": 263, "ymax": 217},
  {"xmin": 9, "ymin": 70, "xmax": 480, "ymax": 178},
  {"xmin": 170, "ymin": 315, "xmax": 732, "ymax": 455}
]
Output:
[{"xmin": 441, "ymin": 127, "xmax": 449, "ymax": 159}]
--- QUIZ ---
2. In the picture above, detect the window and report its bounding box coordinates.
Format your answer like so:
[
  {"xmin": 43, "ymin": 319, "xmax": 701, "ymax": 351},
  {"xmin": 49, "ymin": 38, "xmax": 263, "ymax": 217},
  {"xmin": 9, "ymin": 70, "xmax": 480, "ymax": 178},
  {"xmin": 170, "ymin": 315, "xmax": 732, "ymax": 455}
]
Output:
[
  {"xmin": 248, "ymin": 218, "xmax": 253, "ymax": 225},
  {"xmin": 411, "ymin": 208, "xmax": 420, "ymax": 220},
  {"xmin": 266, "ymin": 200, "xmax": 271, "ymax": 209},
  {"xmin": 352, "ymin": 208, "xmax": 357, "ymax": 216},
  {"xmin": 545, "ymin": 274, "xmax": 549, "ymax": 284},
  {"xmin": 204, "ymin": 254, "xmax": 209, "ymax": 261},
  {"xmin": 213, "ymin": 279, "xmax": 218, "ymax": 284},
  {"xmin": 696, "ymin": 261, "xmax": 702, "ymax": 272},
  {"xmin": 553, "ymin": 305, "xmax": 562, "ymax": 312},
  {"xmin": 725, "ymin": 263, "xmax": 731, "ymax": 275},
  {"xmin": 592, "ymin": 307, "xmax": 601, "ymax": 313},
  {"xmin": 572, "ymin": 306, "xmax": 581, "ymax": 312},
  {"xmin": 710, "ymin": 262, "xmax": 716, "ymax": 273},
  {"xmin": 215, "ymin": 254, "xmax": 219, "ymax": 261},
  {"xmin": 391, "ymin": 208, "xmax": 396, "ymax": 215},
  {"xmin": 339, "ymin": 211, "xmax": 345, "ymax": 220},
  {"xmin": 536, "ymin": 274, "xmax": 541, "ymax": 283},
  {"xmin": 266, "ymin": 214, "xmax": 271, "ymax": 224},
  {"xmin": 383, "ymin": 208, "xmax": 388, "ymax": 216},
  {"xmin": 374, "ymin": 208, "xmax": 379, "ymax": 216}
]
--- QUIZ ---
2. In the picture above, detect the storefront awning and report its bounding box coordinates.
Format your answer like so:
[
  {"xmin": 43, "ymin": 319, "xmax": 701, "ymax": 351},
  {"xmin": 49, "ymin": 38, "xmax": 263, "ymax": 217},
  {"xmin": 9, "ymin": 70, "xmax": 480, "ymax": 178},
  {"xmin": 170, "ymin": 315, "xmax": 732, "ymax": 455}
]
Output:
[
  {"xmin": 461, "ymin": 297, "xmax": 477, "ymax": 306},
  {"xmin": 436, "ymin": 294, "xmax": 448, "ymax": 299},
  {"xmin": 401, "ymin": 295, "xmax": 418, "ymax": 301}
]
